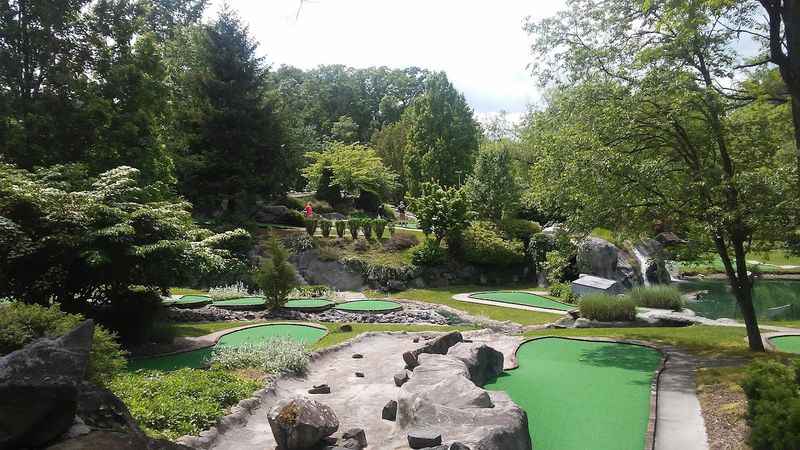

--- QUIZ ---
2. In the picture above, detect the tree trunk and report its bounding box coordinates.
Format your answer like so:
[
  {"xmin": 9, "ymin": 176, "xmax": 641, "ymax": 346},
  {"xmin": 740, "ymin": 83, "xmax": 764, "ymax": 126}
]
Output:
[{"xmin": 732, "ymin": 284, "xmax": 765, "ymax": 352}]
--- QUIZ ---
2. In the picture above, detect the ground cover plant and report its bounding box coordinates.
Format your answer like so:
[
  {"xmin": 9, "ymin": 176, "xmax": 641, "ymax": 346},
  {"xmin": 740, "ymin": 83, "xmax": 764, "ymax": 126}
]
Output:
[
  {"xmin": 210, "ymin": 338, "xmax": 310, "ymax": 374},
  {"xmin": 741, "ymin": 360, "xmax": 800, "ymax": 449},
  {"xmin": 578, "ymin": 294, "xmax": 637, "ymax": 322},
  {"xmin": 629, "ymin": 286, "xmax": 684, "ymax": 311}
]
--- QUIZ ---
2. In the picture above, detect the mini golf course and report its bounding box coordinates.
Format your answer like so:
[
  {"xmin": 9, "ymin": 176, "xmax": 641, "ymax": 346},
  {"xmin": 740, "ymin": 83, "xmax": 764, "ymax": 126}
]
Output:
[
  {"xmin": 469, "ymin": 291, "xmax": 574, "ymax": 311},
  {"xmin": 283, "ymin": 299, "xmax": 335, "ymax": 312},
  {"xmin": 333, "ymin": 299, "xmax": 403, "ymax": 313},
  {"xmin": 769, "ymin": 335, "xmax": 800, "ymax": 354},
  {"xmin": 211, "ymin": 297, "xmax": 267, "ymax": 310},
  {"xmin": 127, "ymin": 324, "xmax": 328, "ymax": 372},
  {"xmin": 166, "ymin": 295, "xmax": 212, "ymax": 308},
  {"xmin": 485, "ymin": 337, "xmax": 663, "ymax": 450}
]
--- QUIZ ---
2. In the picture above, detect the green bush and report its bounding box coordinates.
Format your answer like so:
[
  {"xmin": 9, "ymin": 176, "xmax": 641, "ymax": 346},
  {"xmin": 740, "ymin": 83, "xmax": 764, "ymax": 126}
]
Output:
[
  {"xmin": 110, "ymin": 368, "xmax": 260, "ymax": 440},
  {"xmin": 548, "ymin": 282, "xmax": 577, "ymax": 303},
  {"xmin": 0, "ymin": 303, "xmax": 126, "ymax": 386},
  {"xmin": 361, "ymin": 219, "xmax": 373, "ymax": 240},
  {"xmin": 290, "ymin": 285, "xmax": 331, "ymax": 298},
  {"xmin": 388, "ymin": 222, "xmax": 396, "ymax": 236},
  {"xmin": 347, "ymin": 219, "xmax": 360, "ymax": 239},
  {"xmin": 283, "ymin": 196, "xmax": 305, "ymax": 211},
  {"xmin": 462, "ymin": 222, "xmax": 525, "ymax": 266},
  {"xmin": 254, "ymin": 237, "xmax": 297, "ymax": 309},
  {"xmin": 304, "ymin": 219, "xmax": 318, "ymax": 236},
  {"xmin": 374, "ymin": 219, "xmax": 387, "ymax": 239},
  {"xmin": 500, "ymin": 218, "xmax": 542, "ymax": 242},
  {"xmin": 741, "ymin": 360, "xmax": 800, "ymax": 450},
  {"xmin": 210, "ymin": 339, "xmax": 310, "ymax": 374},
  {"xmin": 380, "ymin": 204, "xmax": 396, "ymax": 220},
  {"xmin": 334, "ymin": 220, "xmax": 346, "ymax": 238},
  {"xmin": 287, "ymin": 210, "xmax": 305, "ymax": 227},
  {"xmin": 629, "ymin": 286, "xmax": 684, "ymax": 311},
  {"xmin": 412, "ymin": 239, "xmax": 447, "ymax": 266},
  {"xmin": 578, "ymin": 294, "xmax": 636, "ymax": 321},
  {"xmin": 320, "ymin": 220, "xmax": 332, "ymax": 238}
]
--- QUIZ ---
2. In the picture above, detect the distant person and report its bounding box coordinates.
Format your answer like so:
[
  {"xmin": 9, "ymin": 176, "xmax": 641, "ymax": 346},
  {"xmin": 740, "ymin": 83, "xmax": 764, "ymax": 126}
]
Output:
[
  {"xmin": 397, "ymin": 200, "xmax": 406, "ymax": 222},
  {"xmin": 304, "ymin": 202, "xmax": 313, "ymax": 218}
]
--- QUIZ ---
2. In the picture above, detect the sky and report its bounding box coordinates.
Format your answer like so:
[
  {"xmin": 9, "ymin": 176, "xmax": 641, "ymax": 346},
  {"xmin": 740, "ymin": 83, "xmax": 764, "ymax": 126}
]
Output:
[{"xmin": 209, "ymin": 0, "xmax": 567, "ymax": 123}]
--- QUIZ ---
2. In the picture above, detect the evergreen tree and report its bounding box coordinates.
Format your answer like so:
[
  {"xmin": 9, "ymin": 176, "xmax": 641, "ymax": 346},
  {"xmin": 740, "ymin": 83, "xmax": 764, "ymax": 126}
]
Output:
[{"xmin": 403, "ymin": 72, "xmax": 479, "ymax": 196}]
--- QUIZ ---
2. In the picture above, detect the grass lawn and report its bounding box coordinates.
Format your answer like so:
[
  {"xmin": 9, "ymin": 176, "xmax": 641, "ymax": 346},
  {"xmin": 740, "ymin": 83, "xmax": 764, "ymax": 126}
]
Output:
[
  {"xmin": 169, "ymin": 287, "xmax": 208, "ymax": 296},
  {"xmin": 679, "ymin": 251, "xmax": 800, "ymax": 275},
  {"xmin": 386, "ymin": 286, "xmax": 563, "ymax": 326}
]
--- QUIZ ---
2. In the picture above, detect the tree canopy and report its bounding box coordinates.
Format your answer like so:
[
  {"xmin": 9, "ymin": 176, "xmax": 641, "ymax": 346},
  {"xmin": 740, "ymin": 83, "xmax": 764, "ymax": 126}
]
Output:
[{"xmin": 302, "ymin": 142, "xmax": 399, "ymax": 202}]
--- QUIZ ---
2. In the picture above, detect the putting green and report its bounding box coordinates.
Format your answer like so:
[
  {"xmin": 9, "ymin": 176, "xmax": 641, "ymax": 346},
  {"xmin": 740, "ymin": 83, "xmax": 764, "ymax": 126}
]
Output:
[
  {"xmin": 283, "ymin": 299, "xmax": 335, "ymax": 311},
  {"xmin": 168, "ymin": 295, "xmax": 212, "ymax": 308},
  {"xmin": 333, "ymin": 299, "xmax": 402, "ymax": 313},
  {"xmin": 769, "ymin": 335, "xmax": 800, "ymax": 354},
  {"xmin": 127, "ymin": 324, "xmax": 327, "ymax": 372},
  {"xmin": 469, "ymin": 291, "xmax": 574, "ymax": 311},
  {"xmin": 212, "ymin": 297, "xmax": 266, "ymax": 310},
  {"xmin": 485, "ymin": 337, "xmax": 662, "ymax": 450}
]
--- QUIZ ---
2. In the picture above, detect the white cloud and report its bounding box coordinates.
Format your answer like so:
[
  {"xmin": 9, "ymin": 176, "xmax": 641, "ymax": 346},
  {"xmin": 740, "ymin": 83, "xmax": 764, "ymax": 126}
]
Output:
[{"xmin": 209, "ymin": 0, "xmax": 567, "ymax": 115}]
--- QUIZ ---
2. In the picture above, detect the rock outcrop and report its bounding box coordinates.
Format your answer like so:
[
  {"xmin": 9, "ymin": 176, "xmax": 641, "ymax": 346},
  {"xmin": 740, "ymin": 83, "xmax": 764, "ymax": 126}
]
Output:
[
  {"xmin": 577, "ymin": 237, "xmax": 671, "ymax": 287},
  {"xmin": 633, "ymin": 238, "xmax": 672, "ymax": 285},
  {"xmin": 402, "ymin": 331, "xmax": 463, "ymax": 369},
  {"xmin": 267, "ymin": 397, "xmax": 339, "ymax": 450},
  {"xmin": 290, "ymin": 250, "xmax": 367, "ymax": 291},
  {"xmin": 447, "ymin": 343, "xmax": 504, "ymax": 387}
]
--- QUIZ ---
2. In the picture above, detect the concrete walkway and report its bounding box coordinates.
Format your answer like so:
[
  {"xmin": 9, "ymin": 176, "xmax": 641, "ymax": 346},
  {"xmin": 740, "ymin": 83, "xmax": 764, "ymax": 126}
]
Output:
[{"xmin": 654, "ymin": 348, "xmax": 709, "ymax": 450}]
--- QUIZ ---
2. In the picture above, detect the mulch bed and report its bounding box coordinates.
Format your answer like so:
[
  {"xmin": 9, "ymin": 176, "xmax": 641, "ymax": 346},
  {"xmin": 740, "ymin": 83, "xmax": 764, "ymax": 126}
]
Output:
[{"xmin": 697, "ymin": 379, "xmax": 750, "ymax": 450}]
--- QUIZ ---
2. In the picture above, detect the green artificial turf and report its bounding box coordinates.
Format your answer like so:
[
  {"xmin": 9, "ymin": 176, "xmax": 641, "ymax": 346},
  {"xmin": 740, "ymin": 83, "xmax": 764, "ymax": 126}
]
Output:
[
  {"xmin": 168, "ymin": 295, "xmax": 211, "ymax": 308},
  {"xmin": 485, "ymin": 337, "xmax": 662, "ymax": 450},
  {"xmin": 211, "ymin": 297, "xmax": 266, "ymax": 309},
  {"xmin": 128, "ymin": 324, "xmax": 327, "ymax": 371},
  {"xmin": 283, "ymin": 299, "xmax": 335, "ymax": 310},
  {"xmin": 769, "ymin": 335, "xmax": 800, "ymax": 354},
  {"xmin": 469, "ymin": 291, "xmax": 574, "ymax": 311},
  {"xmin": 333, "ymin": 299, "xmax": 402, "ymax": 312}
]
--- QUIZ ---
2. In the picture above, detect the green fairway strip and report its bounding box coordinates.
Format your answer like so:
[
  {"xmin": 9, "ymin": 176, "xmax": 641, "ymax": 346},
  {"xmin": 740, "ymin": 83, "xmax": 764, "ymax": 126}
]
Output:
[
  {"xmin": 284, "ymin": 299, "xmax": 335, "ymax": 309},
  {"xmin": 211, "ymin": 297, "xmax": 266, "ymax": 307},
  {"xmin": 334, "ymin": 299, "xmax": 402, "ymax": 312},
  {"xmin": 770, "ymin": 335, "xmax": 800, "ymax": 354},
  {"xmin": 127, "ymin": 324, "xmax": 327, "ymax": 372},
  {"xmin": 485, "ymin": 337, "xmax": 662, "ymax": 450},
  {"xmin": 469, "ymin": 291, "xmax": 574, "ymax": 311}
]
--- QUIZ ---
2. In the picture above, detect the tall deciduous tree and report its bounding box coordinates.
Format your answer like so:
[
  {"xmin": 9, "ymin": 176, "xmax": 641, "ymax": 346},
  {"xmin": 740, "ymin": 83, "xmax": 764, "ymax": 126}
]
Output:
[
  {"xmin": 464, "ymin": 143, "xmax": 520, "ymax": 221},
  {"xmin": 527, "ymin": 0, "xmax": 797, "ymax": 351},
  {"xmin": 403, "ymin": 72, "xmax": 480, "ymax": 196},
  {"xmin": 371, "ymin": 119, "xmax": 409, "ymax": 200}
]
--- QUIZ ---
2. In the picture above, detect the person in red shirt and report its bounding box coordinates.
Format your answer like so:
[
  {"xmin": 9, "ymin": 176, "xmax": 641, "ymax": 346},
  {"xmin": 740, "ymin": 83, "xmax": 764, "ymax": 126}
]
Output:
[{"xmin": 304, "ymin": 202, "xmax": 313, "ymax": 218}]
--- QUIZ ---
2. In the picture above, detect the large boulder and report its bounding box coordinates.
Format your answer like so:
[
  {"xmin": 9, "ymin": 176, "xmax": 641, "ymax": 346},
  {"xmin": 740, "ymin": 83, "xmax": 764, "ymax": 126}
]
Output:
[
  {"xmin": 633, "ymin": 239, "xmax": 671, "ymax": 285},
  {"xmin": 576, "ymin": 237, "xmax": 639, "ymax": 287},
  {"xmin": 267, "ymin": 397, "xmax": 339, "ymax": 450},
  {"xmin": 290, "ymin": 249, "xmax": 366, "ymax": 291},
  {"xmin": 447, "ymin": 343, "xmax": 504, "ymax": 387},
  {"xmin": 402, "ymin": 332, "xmax": 463, "ymax": 369},
  {"xmin": 254, "ymin": 204, "xmax": 292, "ymax": 224}
]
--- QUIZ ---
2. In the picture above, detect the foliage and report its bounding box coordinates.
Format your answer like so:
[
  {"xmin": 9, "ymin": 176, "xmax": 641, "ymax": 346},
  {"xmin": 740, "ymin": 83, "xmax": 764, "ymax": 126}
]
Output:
[
  {"xmin": 334, "ymin": 220, "xmax": 346, "ymax": 238},
  {"xmin": 741, "ymin": 360, "xmax": 800, "ymax": 450},
  {"xmin": 320, "ymin": 220, "xmax": 332, "ymax": 238},
  {"xmin": 347, "ymin": 219, "xmax": 360, "ymax": 239},
  {"xmin": 374, "ymin": 219, "xmax": 388, "ymax": 239},
  {"xmin": 110, "ymin": 368, "xmax": 259, "ymax": 440},
  {"xmin": 404, "ymin": 72, "xmax": 480, "ymax": 195},
  {"xmin": 303, "ymin": 142, "xmax": 398, "ymax": 202},
  {"xmin": 500, "ymin": 218, "xmax": 542, "ymax": 244},
  {"xmin": 371, "ymin": 120, "xmax": 410, "ymax": 199},
  {"xmin": 0, "ymin": 165, "xmax": 249, "ymax": 343},
  {"xmin": 629, "ymin": 286, "xmax": 684, "ymax": 311},
  {"xmin": 411, "ymin": 239, "xmax": 447, "ymax": 266},
  {"xmin": 281, "ymin": 234, "xmax": 314, "ymax": 253},
  {"xmin": 208, "ymin": 282, "xmax": 261, "ymax": 301},
  {"xmin": 578, "ymin": 294, "xmax": 637, "ymax": 322},
  {"xmin": 254, "ymin": 237, "xmax": 297, "ymax": 309},
  {"xmin": 0, "ymin": 303, "xmax": 126, "ymax": 386},
  {"xmin": 548, "ymin": 282, "xmax": 577, "ymax": 304},
  {"xmin": 383, "ymin": 233, "xmax": 419, "ymax": 251},
  {"xmin": 361, "ymin": 219, "xmax": 374, "ymax": 240},
  {"xmin": 465, "ymin": 144, "xmax": 521, "ymax": 220},
  {"xmin": 286, "ymin": 210, "xmax": 306, "ymax": 227},
  {"xmin": 545, "ymin": 250, "xmax": 574, "ymax": 285},
  {"xmin": 388, "ymin": 222, "xmax": 396, "ymax": 236},
  {"xmin": 289, "ymin": 285, "xmax": 332, "ymax": 298},
  {"xmin": 304, "ymin": 219, "xmax": 318, "ymax": 237},
  {"xmin": 410, "ymin": 182, "xmax": 470, "ymax": 252},
  {"xmin": 462, "ymin": 222, "xmax": 525, "ymax": 267},
  {"xmin": 210, "ymin": 339, "xmax": 310, "ymax": 374},
  {"xmin": 353, "ymin": 239, "xmax": 370, "ymax": 252}
]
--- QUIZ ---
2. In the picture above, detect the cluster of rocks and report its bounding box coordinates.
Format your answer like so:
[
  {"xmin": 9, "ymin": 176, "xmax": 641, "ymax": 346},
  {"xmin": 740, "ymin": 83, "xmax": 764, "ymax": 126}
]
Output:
[
  {"xmin": 546, "ymin": 308, "xmax": 695, "ymax": 329},
  {"xmin": 577, "ymin": 237, "xmax": 671, "ymax": 288},
  {"xmin": 0, "ymin": 321, "xmax": 188, "ymax": 450},
  {"xmin": 165, "ymin": 302, "xmax": 450, "ymax": 325}
]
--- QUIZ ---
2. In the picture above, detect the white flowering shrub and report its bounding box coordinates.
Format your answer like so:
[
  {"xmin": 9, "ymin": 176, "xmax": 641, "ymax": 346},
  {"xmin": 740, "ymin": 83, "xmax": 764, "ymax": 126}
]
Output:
[
  {"xmin": 210, "ymin": 338, "xmax": 310, "ymax": 374},
  {"xmin": 208, "ymin": 282, "xmax": 263, "ymax": 300}
]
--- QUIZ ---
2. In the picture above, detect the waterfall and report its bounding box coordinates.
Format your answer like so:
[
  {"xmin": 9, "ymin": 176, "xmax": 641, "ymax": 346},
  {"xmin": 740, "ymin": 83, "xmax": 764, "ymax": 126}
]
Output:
[{"xmin": 632, "ymin": 246, "xmax": 650, "ymax": 287}]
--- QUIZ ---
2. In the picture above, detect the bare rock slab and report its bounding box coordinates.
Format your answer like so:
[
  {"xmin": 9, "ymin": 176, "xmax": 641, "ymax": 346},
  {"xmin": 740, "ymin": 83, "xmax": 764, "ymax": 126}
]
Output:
[
  {"xmin": 447, "ymin": 343, "xmax": 504, "ymax": 387},
  {"xmin": 403, "ymin": 331, "xmax": 463, "ymax": 369},
  {"xmin": 381, "ymin": 400, "xmax": 398, "ymax": 421},
  {"xmin": 408, "ymin": 430, "xmax": 442, "ymax": 448},
  {"xmin": 267, "ymin": 397, "xmax": 339, "ymax": 450}
]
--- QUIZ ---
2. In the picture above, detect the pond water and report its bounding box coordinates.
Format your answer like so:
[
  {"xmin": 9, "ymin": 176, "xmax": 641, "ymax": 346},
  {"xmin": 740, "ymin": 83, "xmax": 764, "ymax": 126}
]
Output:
[{"xmin": 680, "ymin": 279, "xmax": 800, "ymax": 321}]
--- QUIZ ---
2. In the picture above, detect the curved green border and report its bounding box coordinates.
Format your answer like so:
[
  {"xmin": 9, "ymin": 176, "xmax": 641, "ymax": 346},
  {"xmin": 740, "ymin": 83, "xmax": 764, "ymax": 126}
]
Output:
[
  {"xmin": 333, "ymin": 299, "xmax": 403, "ymax": 313},
  {"xmin": 283, "ymin": 298, "xmax": 335, "ymax": 312},
  {"xmin": 211, "ymin": 297, "xmax": 267, "ymax": 310},
  {"xmin": 469, "ymin": 290, "xmax": 575, "ymax": 311},
  {"xmin": 167, "ymin": 295, "xmax": 212, "ymax": 309},
  {"xmin": 768, "ymin": 335, "xmax": 800, "ymax": 354}
]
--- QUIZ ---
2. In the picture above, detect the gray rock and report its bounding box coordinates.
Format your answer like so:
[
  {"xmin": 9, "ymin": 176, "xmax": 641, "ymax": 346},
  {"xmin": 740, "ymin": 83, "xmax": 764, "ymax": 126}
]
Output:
[
  {"xmin": 577, "ymin": 237, "xmax": 639, "ymax": 288},
  {"xmin": 355, "ymin": 372, "xmax": 364, "ymax": 378},
  {"xmin": 567, "ymin": 308, "xmax": 580, "ymax": 319},
  {"xmin": 308, "ymin": 384, "xmax": 331, "ymax": 394},
  {"xmin": 447, "ymin": 343, "xmax": 504, "ymax": 387},
  {"xmin": 394, "ymin": 370, "xmax": 410, "ymax": 387},
  {"xmin": 267, "ymin": 397, "xmax": 339, "ymax": 450},
  {"xmin": 255, "ymin": 205, "xmax": 291, "ymax": 224},
  {"xmin": 408, "ymin": 430, "xmax": 442, "ymax": 448},
  {"xmin": 351, "ymin": 353, "xmax": 363, "ymax": 359},
  {"xmin": 341, "ymin": 428, "xmax": 367, "ymax": 448},
  {"xmin": 449, "ymin": 443, "xmax": 471, "ymax": 450},
  {"xmin": 290, "ymin": 250, "xmax": 366, "ymax": 291},
  {"xmin": 574, "ymin": 318, "xmax": 592, "ymax": 328},
  {"xmin": 403, "ymin": 331, "xmax": 463, "ymax": 369},
  {"xmin": 381, "ymin": 400, "xmax": 397, "ymax": 421}
]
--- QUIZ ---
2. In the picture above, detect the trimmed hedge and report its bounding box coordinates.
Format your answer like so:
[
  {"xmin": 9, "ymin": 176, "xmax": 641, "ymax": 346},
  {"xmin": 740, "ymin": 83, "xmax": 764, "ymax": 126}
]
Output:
[
  {"xmin": 320, "ymin": 219, "xmax": 332, "ymax": 238},
  {"xmin": 347, "ymin": 219, "xmax": 360, "ymax": 239},
  {"xmin": 462, "ymin": 221, "xmax": 525, "ymax": 266},
  {"xmin": 334, "ymin": 220, "xmax": 346, "ymax": 238},
  {"xmin": 304, "ymin": 218, "xmax": 318, "ymax": 236},
  {"xmin": 578, "ymin": 294, "xmax": 636, "ymax": 321},
  {"xmin": 629, "ymin": 286, "xmax": 684, "ymax": 311}
]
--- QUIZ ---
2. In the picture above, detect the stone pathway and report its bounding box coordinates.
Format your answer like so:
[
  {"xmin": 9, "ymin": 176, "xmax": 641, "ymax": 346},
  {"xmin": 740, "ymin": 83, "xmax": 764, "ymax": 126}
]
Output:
[{"xmin": 655, "ymin": 348, "xmax": 709, "ymax": 450}]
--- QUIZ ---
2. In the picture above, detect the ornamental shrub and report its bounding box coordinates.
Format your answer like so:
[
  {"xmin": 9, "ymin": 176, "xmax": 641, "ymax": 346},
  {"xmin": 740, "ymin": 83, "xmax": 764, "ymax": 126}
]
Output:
[
  {"xmin": 629, "ymin": 286, "xmax": 684, "ymax": 311},
  {"xmin": 361, "ymin": 219, "xmax": 374, "ymax": 240},
  {"xmin": 0, "ymin": 302, "xmax": 126, "ymax": 386},
  {"xmin": 578, "ymin": 294, "xmax": 636, "ymax": 321},
  {"xmin": 304, "ymin": 218, "xmax": 318, "ymax": 236},
  {"xmin": 320, "ymin": 220, "xmax": 332, "ymax": 238},
  {"xmin": 548, "ymin": 282, "xmax": 577, "ymax": 304},
  {"xmin": 254, "ymin": 237, "xmax": 297, "ymax": 309},
  {"xmin": 412, "ymin": 239, "xmax": 447, "ymax": 266},
  {"xmin": 383, "ymin": 233, "xmax": 419, "ymax": 251},
  {"xmin": 210, "ymin": 339, "xmax": 310, "ymax": 374},
  {"xmin": 462, "ymin": 222, "xmax": 525, "ymax": 267},
  {"xmin": 287, "ymin": 210, "xmax": 305, "ymax": 227},
  {"xmin": 208, "ymin": 282, "xmax": 262, "ymax": 301},
  {"xmin": 110, "ymin": 368, "xmax": 259, "ymax": 440},
  {"xmin": 347, "ymin": 219, "xmax": 360, "ymax": 239},
  {"xmin": 741, "ymin": 360, "xmax": 800, "ymax": 450},
  {"xmin": 500, "ymin": 217, "xmax": 542, "ymax": 244},
  {"xmin": 334, "ymin": 220, "xmax": 346, "ymax": 238},
  {"xmin": 374, "ymin": 219, "xmax": 387, "ymax": 239}
]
